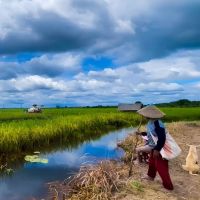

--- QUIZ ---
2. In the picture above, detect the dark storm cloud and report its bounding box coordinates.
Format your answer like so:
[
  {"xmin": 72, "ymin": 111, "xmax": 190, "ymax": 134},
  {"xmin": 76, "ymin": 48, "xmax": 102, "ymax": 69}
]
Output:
[
  {"xmin": 0, "ymin": 60, "xmax": 62, "ymax": 80},
  {"xmin": 128, "ymin": 1, "xmax": 200, "ymax": 62},
  {"xmin": 0, "ymin": 13, "xmax": 94, "ymax": 54},
  {"xmin": 0, "ymin": 1, "xmax": 116, "ymax": 55},
  {"xmin": 0, "ymin": 52, "xmax": 81, "ymax": 80},
  {"xmin": 0, "ymin": 62, "xmax": 22, "ymax": 79},
  {"xmin": 1, "ymin": 0, "xmax": 200, "ymax": 63}
]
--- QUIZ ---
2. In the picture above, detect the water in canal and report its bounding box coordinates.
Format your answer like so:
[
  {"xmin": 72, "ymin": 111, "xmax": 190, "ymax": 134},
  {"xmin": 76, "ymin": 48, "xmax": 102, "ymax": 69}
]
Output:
[{"xmin": 0, "ymin": 127, "xmax": 134, "ymax": 200}]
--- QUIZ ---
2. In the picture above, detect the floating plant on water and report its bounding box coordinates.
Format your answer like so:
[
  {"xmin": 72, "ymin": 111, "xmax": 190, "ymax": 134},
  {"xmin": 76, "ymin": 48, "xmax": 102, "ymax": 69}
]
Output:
[
  {"xmin": 24, "ymin": 155, "xmax": 48, "ymax": 164},
  {"xmin": 34, "ymin": 151, "xmax": 40, "ymax": 154}
]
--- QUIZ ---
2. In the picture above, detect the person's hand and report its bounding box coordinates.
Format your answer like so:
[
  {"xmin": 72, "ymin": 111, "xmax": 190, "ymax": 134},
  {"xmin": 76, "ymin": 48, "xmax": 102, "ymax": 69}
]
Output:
[{"xmin": 153, "ymin": 150, "xmax": 160, "ymax": 158}]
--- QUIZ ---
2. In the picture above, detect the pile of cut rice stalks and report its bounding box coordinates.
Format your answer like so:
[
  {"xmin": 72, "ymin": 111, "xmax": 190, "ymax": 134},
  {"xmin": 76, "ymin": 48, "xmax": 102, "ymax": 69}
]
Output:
[
  {"xmin": 47, "ymin": 160, "xmax": 129, "ymax": 200},
  {"xmin": 117, "ymin": 133, "xmax": 143, "ymax": 163}
]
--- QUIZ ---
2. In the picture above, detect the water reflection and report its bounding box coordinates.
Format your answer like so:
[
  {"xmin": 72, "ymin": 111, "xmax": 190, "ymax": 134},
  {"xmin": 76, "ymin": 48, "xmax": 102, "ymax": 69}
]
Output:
[{"xmin": 0, "ymin": 127, "xmax": 133, "ymax": 200}]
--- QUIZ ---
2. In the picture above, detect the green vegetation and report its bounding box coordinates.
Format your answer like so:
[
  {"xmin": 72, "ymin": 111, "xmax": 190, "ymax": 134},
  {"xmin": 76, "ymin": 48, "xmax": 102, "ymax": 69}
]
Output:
[
  {"xmin": 0, "ymin": 108, "xmax": 141, "ymax": 153},
  {"xmin": 162, "ymin": 107, "xmax": 200, "ymax": 121},
  {"xmin": 156, "ymin": 99, "xmax": 200, "ymax": 107},
  {"xmin": 0, "ymin": 107, "xmax": 200, "ymax": 153},
  {"xmin": 129, "ymin": 181, "xmax": 144, "ymax": 192}
]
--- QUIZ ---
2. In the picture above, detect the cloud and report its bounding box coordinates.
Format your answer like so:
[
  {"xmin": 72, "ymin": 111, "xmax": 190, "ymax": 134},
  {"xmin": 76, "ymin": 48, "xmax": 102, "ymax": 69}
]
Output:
[
  {"xmin": 0, "ymin": 62, "xmax": 21, "ymax": 79},
  {"xmin": 11, "ymin": 75, "xmax": 66, "ymax": 91},
  {"xmin": 137, "ymin": 82, "xmax": 183, "ymax": 93},
  {"xmin": 0, "ymin": 1, "xmax": 200, "ymax": 106},
  {"xmin": 0, "ymin": 53, "xmax": 82, "ymax": 79},
  {"xmin": 1, "ymin": 0, "xmax": 200, "ymax": 63},
  {"xmin": 0, "ymin": 0, "xmax": 114, "ymax": 54},
  {"xmin": 1, "ymin": 49, "xmax": 200, "ymax": 107},
  {"xmin": 137, "ymin": 50, "xmax": 200, "ymax": 81},
  {"xmin": 27, "ymin": 53, "xmax": 82, "ymax": 76}
]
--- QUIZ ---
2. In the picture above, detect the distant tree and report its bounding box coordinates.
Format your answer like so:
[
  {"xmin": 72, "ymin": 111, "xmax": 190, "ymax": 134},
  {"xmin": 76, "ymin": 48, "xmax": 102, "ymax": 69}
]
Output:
[
  {"xmin": 135, "ymin": 101, "xmax": 142, "ymax": 104},
  {"xmin": 176, "ymin": 99, "xmax": 191, "ymax": 106},
  {"xmin": 156, "ymin": 99, "xmax": 200, "ymax": 107},
  {"xmin": 135, "ymin": 101, "xmax": 144, "ymax": 108}
]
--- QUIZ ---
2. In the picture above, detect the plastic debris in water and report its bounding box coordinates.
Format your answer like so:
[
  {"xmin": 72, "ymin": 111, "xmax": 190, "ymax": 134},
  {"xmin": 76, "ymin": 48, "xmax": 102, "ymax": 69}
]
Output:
[{"xmin": 24, "ymin": 155, "xmax": 48, "ymax": 164}]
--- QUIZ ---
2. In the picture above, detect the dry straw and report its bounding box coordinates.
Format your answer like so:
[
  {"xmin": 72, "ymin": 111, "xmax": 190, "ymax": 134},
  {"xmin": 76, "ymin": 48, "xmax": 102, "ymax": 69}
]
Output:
[{"xmin": 48, "ymin": 160, "xmax": 128, "ymax": 200}]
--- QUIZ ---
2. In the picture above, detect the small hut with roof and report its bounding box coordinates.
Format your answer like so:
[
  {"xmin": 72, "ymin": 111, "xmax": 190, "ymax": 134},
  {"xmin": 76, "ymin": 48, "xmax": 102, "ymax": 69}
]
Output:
[{"xmin": 118, "ymin": 102, "xmax": 143, "ymax": 112}]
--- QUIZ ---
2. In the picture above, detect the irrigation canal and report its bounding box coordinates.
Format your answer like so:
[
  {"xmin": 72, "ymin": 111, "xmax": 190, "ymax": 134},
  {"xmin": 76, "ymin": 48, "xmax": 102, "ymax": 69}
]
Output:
[{"xmin": 0, "ymin": 127, "xmax": 134, "ymax": 200}]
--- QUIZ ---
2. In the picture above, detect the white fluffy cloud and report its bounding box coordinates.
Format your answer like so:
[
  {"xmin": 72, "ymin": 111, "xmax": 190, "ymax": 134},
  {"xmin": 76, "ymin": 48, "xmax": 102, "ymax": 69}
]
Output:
[
  {"xmin": 11, "ymin": 76, "xmax": 66, "ymax": 91},
  {"xmin": 138, "ymin": 51, "xmax": 200, "ymax": 81},
  {"xmin": 1, "ymin": 49, "xmax": 199, "ymax": 107}
]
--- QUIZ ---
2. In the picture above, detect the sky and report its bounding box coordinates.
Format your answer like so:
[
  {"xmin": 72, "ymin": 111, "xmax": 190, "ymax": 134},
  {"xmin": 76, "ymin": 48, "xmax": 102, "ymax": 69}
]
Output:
[{"xmin": 0, "ymin": 0, "xmax": 200, "ymax": 107}]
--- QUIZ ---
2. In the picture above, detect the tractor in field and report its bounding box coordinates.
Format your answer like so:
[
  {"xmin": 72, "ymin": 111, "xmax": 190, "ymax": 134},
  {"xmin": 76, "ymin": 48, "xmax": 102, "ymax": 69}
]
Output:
[{"xmin": 27, "ymin": 104, "xmax": 42, "ymax": 113}]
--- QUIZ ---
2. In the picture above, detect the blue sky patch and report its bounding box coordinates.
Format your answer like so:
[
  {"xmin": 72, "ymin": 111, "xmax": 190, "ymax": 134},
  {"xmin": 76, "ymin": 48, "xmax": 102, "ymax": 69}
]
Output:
[
  {"xmin": 82, "ymin": 57, "xmax": 114, "ymax": 71},
  {"xmin": 0, "ymin": 52, "xmax": 41, "ymax": 63}
]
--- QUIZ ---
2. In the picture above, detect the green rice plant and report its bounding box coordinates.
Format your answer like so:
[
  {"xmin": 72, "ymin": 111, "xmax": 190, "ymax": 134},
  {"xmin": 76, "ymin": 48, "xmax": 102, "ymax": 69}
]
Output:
[
  {"xmin": 0, "ymin": 107, "xmax": 200, "ymax": 153},
  {"xmin": 161, "ymin": 107, "xmax": 200, "ymax": 122}
]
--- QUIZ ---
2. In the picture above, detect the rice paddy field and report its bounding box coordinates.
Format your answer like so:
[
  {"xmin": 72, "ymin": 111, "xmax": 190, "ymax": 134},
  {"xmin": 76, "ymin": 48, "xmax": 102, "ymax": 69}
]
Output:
[{"xmin": 0, "ymin": 107, "xmax": 200, "ymax": 153}]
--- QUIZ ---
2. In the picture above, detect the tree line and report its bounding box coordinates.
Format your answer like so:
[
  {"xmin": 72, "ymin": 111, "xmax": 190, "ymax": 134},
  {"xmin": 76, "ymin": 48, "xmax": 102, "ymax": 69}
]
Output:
[{"xmin": 156, "ymin": 99, "xmax": 200, "ymax": 107}]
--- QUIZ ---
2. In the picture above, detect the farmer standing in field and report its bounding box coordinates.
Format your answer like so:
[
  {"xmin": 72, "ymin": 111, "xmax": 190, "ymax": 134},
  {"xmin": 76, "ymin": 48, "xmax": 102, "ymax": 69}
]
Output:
[{"xmin": 136, "ymin": 105, "xmax": 174, "ymax": 190}]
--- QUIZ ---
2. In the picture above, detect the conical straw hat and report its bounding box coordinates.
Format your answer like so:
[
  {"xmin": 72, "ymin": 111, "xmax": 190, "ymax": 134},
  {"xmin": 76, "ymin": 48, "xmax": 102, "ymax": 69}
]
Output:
[{"xmin": 137, "ymin": 105, "xmax": 165, "ymax": 119}]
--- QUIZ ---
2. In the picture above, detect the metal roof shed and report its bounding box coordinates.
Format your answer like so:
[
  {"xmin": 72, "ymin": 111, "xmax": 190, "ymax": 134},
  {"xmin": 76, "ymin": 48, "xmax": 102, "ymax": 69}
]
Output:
[{"xmin": 118, "ymin": 103, "xmax": 143, "ymax": 112}]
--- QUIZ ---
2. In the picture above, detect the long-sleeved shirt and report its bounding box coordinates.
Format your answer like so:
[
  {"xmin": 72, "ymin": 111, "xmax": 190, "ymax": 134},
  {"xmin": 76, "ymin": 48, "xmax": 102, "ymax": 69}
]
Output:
[{"xmin": 146, "ymin": 120, "xmax": 166, "ymax": 151}]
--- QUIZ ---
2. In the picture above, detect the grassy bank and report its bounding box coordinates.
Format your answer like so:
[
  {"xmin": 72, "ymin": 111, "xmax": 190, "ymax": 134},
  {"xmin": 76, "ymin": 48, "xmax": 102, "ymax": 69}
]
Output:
[{"xmin": 0, "ymin": 107, "xmax": 200, "ymax": 153}]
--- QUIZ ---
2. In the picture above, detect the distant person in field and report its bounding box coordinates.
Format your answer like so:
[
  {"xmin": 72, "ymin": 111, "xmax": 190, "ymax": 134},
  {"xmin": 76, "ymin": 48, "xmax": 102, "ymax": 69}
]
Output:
[{"xmin": 136, "ymin": 105, "xmax": 174, "ymax": 190}]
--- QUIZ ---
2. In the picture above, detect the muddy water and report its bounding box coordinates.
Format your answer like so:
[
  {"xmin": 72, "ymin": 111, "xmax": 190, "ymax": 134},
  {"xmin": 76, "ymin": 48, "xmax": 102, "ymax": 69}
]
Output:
[{"xmin": 0, "ymin": 127, "xmax": 134, "ymax": 200}]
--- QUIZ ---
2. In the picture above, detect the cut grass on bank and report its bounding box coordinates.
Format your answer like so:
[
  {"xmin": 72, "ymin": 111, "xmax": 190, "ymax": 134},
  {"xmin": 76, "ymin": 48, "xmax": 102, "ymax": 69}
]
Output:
[{"xmin": 0, "ymin": 107, "xmax": 200, "ymax": 153}]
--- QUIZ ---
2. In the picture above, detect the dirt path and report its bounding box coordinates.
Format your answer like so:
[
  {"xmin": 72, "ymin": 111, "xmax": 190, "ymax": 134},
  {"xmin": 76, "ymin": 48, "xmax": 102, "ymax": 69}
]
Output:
[{"xmin": 118, "ymin": 122, "xmax": 200, "ymax": 200}]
